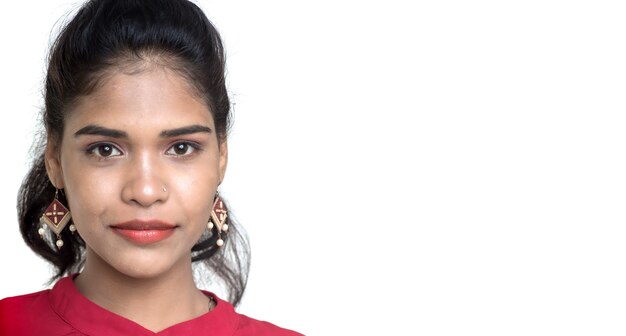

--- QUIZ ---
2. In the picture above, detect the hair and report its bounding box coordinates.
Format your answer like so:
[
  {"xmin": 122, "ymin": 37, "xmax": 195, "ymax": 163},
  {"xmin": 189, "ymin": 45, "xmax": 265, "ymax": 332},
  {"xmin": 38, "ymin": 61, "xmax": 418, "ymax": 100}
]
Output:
[{"xmin": 17, "ymin": 0, "xmax": 250, "ymax": 306}]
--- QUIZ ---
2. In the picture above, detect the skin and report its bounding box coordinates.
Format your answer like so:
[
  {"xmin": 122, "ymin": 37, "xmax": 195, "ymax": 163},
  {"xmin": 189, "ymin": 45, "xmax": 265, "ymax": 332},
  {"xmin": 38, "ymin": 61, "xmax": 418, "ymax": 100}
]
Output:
[{"xmin": 44, "ymin": 65, "xmax": 228, "ymax": 332}]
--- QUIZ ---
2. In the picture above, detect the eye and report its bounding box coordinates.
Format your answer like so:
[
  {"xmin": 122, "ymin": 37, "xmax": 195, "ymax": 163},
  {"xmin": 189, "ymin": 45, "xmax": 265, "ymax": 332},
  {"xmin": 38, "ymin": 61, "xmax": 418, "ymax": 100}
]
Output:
[
  {"xmin": 87, "ymin": 143, "xmax": 122, "ymax": 158},
  {"xmin": 166, "ymin": 142, "xmax": 199, "ymax": 156}
]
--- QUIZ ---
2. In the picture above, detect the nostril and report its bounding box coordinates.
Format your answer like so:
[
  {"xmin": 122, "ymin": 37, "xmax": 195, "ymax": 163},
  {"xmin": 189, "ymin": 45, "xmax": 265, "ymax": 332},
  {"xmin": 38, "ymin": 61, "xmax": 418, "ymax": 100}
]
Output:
[{"xmin": 121, "ymin": 177, "xmax": 169, "ymax": 207}]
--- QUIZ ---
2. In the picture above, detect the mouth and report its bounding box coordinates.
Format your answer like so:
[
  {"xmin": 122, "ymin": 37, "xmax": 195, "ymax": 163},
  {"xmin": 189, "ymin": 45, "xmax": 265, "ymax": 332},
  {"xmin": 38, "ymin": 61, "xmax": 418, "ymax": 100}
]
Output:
[{"xmin": 110, "ymin": 220, "xmax": 177, "ymax": 244}]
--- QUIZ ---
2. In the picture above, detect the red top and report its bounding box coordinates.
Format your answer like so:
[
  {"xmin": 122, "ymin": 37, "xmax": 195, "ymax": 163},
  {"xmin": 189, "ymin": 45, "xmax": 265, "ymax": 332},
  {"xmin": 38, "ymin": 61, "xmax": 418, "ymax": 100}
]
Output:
[{"xmin": 0, "ymin": 275, "xmax": 302, "ymax": 335}]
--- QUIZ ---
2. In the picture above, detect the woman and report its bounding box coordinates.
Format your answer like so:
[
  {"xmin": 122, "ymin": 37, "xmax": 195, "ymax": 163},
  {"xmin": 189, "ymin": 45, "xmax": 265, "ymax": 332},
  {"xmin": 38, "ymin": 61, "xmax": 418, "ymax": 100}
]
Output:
[{"xmin": 0, "ymin": 0, "xmax": 301, "ymax": 334}]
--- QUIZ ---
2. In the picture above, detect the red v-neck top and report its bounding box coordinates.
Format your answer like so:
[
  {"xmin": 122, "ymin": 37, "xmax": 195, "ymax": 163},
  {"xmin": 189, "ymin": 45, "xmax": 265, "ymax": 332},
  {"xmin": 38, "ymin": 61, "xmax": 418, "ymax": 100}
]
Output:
[{"xmin": 0, "ymin": 276, "xmax": 302, "ymax": 335}]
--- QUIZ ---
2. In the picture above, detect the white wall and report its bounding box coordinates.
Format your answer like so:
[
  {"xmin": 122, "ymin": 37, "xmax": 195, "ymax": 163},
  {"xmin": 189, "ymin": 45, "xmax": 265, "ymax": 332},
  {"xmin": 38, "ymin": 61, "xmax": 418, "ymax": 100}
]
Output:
[{"xmin": 1, "ymin": 1, "xmax": 625, "ymax": 335}]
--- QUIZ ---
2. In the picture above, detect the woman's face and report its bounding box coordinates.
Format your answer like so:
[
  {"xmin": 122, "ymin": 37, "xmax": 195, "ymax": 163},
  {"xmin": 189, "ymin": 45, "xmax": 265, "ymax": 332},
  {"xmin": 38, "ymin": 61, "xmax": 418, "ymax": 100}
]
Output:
[{"xmin": 45, "ymin": 67, "xmax": 227, "ymax": 279}]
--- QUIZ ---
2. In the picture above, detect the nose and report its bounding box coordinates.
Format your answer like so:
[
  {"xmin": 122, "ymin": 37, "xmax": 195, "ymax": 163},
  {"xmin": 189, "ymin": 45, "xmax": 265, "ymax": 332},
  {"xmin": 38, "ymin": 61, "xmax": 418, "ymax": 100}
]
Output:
[{"xmin": 121, "ymin": 152, "xmax": 168, "ymax": 207}]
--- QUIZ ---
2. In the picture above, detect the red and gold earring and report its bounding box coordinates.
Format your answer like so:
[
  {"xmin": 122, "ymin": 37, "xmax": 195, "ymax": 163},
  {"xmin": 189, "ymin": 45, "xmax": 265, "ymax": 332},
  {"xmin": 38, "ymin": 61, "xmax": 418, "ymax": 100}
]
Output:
[
  {"xmin": 208, "ymin": 192, "xmax": 228, "ymax": 247},
  {"xmin": 39, "ymin": 189, "xmax": 75, "ymax": 249}
]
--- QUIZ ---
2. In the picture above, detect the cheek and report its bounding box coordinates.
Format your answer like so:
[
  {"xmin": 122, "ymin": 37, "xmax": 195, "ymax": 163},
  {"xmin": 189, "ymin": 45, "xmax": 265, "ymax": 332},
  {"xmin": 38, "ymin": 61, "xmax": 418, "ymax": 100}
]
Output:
[
  {"xmin": 63, "ymin": 166, "xmax": 119, "ymax": 227},
  {"xmin": 171, "ymin": 155, "xmax": 221, "ymax": 210},
  {"xmin": 174, "ymin": 175, "xmax": 215, "ymax": 222}
]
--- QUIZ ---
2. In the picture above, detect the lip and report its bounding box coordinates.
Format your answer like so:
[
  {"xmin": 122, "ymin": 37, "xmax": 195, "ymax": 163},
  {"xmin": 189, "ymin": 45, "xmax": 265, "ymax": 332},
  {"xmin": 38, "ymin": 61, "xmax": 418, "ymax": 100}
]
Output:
[{"xmin": 110, "ymin": 220, "xmax": 177, "ymax": 244}]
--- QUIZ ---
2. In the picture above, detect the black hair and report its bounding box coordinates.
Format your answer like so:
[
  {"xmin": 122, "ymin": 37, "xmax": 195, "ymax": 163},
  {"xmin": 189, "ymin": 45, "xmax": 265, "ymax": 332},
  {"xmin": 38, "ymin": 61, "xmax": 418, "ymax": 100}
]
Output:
[{"xmin": 17, "ymin": 0, "xmax": 249, "ymax": 306}]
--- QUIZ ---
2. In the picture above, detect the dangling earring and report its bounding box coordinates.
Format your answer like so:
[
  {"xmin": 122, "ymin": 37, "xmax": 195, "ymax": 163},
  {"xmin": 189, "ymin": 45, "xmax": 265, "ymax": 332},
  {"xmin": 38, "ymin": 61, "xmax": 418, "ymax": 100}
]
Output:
[
  {"xmin": 39, "ymin": 189, "xmax": 75, "ymax": 249},
  {"xmin": 207, "ymin": 192, "xmax": 228, "ymax": 247}
]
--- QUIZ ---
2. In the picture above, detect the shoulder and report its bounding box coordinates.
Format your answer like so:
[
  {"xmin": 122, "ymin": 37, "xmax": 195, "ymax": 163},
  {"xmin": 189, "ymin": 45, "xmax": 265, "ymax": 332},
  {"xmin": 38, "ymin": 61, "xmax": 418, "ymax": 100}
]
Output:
[
  {"xmin": 0, "ymin": 290, "xmax": 50, "ymax": 334},
  {"xmin": 207, "ymin": 292, "xmax": 303, "ymax": 336},
  {"xmin": 234, "ymin": 313, "xmax": 303, "ymax": 336},
  {"xmin": 0, "ymin": 289, "xmax": 50, "ymax": 314},
  {"xmin": 0, "ymin": 288, "xmax": 79, "ymax": 335}
]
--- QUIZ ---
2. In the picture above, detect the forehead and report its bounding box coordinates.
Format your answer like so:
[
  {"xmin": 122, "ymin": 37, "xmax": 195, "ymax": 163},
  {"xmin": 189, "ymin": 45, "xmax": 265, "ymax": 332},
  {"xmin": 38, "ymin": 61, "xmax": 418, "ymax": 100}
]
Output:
[{"xmin": 65, "ymin": 68, "xmax": 213, "ymax": 132}]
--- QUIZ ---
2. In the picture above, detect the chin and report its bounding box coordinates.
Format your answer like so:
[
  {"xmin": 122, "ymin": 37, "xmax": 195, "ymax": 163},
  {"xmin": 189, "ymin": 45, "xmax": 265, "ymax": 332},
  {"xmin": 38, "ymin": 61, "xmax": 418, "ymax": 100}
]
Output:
[
  {"xmin": 101, "ymin": 249, "xmax": 186, "ymax": 280},
  {"xmin": 120, "ymin": 267, "xmax": 167, "ymax": 279},
  {"xmin": 115, "ymin": 260, "xmax": 178, "ymax": 280}
]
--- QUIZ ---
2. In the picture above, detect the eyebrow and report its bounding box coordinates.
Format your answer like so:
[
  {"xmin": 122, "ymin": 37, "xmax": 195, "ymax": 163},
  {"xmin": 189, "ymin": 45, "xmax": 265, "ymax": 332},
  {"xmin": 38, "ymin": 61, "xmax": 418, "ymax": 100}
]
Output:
[
  {"xmin": 74, "ymin": 124, "xmax": 213, "ymax": 138},
  {"xmin": 74, "ymin": 125, "xmax": 127, "ymax": 138},
  {"xmin": 160, "ymin": 125, "xmax": 213, "ymax": 137}
]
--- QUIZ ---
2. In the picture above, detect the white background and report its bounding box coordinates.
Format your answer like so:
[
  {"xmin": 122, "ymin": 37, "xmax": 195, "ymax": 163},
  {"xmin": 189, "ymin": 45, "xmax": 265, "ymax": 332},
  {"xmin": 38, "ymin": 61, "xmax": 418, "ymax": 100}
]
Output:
[{"xmin": 1, "ymin": 1, "xmax": 626, "ymax": 335}]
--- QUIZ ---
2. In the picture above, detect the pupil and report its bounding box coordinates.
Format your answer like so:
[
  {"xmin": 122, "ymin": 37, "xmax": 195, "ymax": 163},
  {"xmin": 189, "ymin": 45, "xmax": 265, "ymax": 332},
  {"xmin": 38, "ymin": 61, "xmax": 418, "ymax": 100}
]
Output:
[
  {"xmin": 100, "ymin": 145, "xmax": 111, "ymax": 156},
  {"xmin": 175, "ymin": 144, "xmax": 187, "ymax": 154}
]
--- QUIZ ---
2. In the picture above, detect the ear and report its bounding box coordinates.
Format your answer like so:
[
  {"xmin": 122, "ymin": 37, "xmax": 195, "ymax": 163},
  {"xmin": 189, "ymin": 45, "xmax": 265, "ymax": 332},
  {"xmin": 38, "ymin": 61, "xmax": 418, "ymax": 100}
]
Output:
[
  {"xmin": 44, "ymin": 138, "xmax": 65, "ymax": 189},
  {"xmin": 218, "ymin": 140, "xmax": 228, "ymax": 185}
]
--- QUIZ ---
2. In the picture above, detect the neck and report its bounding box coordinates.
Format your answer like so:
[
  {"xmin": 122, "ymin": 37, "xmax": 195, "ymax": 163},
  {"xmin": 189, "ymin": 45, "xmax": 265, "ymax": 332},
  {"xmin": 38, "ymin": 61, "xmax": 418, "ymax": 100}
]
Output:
[{"xmin": 74, "ymin": 248, "xmax": 210, "ymax": 332}]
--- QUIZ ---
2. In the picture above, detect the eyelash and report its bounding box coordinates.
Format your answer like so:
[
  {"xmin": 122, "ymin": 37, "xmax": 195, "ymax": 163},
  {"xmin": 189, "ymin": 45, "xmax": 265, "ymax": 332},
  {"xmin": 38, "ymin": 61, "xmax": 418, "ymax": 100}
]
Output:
[
  {"xmin": 85, "ymin": 141, "xmax": 203, "ymax": 160},
  {"xmin": 165, "ymin": 141, "xmax": 203, "ymax": 157},
  {"xmin": 85, "ymin": 143, "xmax": 122, "ymax": 159}
]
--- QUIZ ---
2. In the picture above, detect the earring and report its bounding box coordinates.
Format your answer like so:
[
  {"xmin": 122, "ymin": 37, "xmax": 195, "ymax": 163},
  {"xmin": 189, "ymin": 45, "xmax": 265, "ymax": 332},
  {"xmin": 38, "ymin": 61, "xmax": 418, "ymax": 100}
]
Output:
[
  {"xmin": 207, "ymin": 192, "xmax": 228, "ymax": 247},
  {"xmin": 39, "ymin": 189, "xmax": 75, "ymax": 249}
]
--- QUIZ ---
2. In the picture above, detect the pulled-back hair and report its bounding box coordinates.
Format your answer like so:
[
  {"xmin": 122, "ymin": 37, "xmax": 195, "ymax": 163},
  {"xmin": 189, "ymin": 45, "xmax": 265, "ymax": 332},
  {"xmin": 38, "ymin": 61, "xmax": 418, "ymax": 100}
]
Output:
[{"xmin": 17, "ymin": 0, "xmax": 249, "ymax": 306}]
